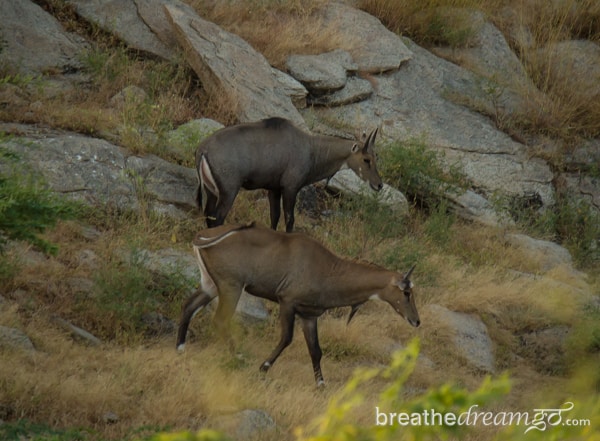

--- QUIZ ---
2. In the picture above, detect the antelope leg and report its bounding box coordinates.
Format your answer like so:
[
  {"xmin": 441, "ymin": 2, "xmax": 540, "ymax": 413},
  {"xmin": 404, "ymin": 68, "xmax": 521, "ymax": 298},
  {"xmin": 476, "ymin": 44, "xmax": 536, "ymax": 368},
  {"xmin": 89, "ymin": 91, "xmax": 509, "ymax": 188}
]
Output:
[
  {"xmin": 177, "ymin": 289, "xmax": 215, "ymax": 351},
  {"xmin": 260, "ymin": 303, "xmax": 295, "ymax": 372},
  {"xmin": 300, "ymin": 315, "xmax": 324, "ymax": 387},
  {"xmin": 282, "ymin": 188, "xmax": 298, "ymax": 233},
  {"xmin": 268, "ymin": 189, "xmax": 282, "ymax": 230}
]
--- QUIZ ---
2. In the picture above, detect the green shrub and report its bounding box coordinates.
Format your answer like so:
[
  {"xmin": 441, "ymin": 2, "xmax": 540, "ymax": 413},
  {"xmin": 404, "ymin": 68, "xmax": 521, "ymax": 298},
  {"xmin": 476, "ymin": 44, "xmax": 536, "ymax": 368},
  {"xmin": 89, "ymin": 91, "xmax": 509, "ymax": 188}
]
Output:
[
  {"xmin": 380, "ymin": 138, "xmax": 467, "ymax": 209},
  {"xmin": 90, "ymin": 246, "xmax": 195, "ymax": 341},
  {"xmin": 0, "ymin": 419, "xmax": 90, "ymax": 441},
  {"xmin": 506, "ymin": 190, "xmax": 600, "ymax": 268},
  {"xmin": 359, "ymin": 0, "xmax": 483, "ymax": 47},
  {"xmin": 0, "ymin": 145, "xmax": 79, "ymax": 256}
]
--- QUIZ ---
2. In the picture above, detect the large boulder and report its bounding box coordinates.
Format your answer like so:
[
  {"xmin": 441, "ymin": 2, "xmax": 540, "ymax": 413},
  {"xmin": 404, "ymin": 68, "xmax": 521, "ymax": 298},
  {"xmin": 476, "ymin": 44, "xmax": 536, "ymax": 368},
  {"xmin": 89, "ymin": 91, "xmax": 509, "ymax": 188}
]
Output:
[
  {"xmin": 505, "ymin": 234, "xmax": 575, "ymax": 273},
  {"xmin": 164, "ymin": 2, "xmax": 305, "ymax": 127},
  {"xmin": 0, "ymin": 0, "xmax": 87, "ymax": 75},
  {"xmin": 323, "ymin": 2, "xmax": 413, "ymax": 73},
  {"xmin": 0, "ymin": 124, "xmax": 197, "ymax": 215},
  {"xmin": 0, "ymin": 325, "xmax": 35, "ymax": 352},
  {"xmin": 430, "ymin": 8, "xmax": 547, "ymax": 117},
  {"xmin": 306, "ymin": 37, "xmax": 555, "ymax": 222},
  {"xmin": 424, "ymin": 304, "xmax": 495, "ymax": 373},
  {"xmin": 66, "ymin": 0, "xmax": 177, "ymax": 60}
]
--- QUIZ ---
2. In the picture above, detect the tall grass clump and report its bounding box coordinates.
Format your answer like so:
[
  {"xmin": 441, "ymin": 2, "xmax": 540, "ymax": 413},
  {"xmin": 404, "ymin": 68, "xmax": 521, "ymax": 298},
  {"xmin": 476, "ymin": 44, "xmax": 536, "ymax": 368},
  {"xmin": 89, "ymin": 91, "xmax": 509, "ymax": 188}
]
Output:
[
  {"xmin": 379, "ymin": 138, "xmax": 467, "ymax": 210},
  {"xmin": 85, "ymin": 246, "xmax": 195, "ymax": 342},
  {"xmin": 359, "ymin": 0, "xmax": 488, "ymax": 48},
  {"xmin": 501, "ymin": 185, "xmax": 600, "ymax": 268},
  {"xmin": 188, "ymin": 0, "xmax": 345, "ymax": 68},
  {"xmin": 78, "ymin": 45, "xmax": 202, "ymax": 153}
]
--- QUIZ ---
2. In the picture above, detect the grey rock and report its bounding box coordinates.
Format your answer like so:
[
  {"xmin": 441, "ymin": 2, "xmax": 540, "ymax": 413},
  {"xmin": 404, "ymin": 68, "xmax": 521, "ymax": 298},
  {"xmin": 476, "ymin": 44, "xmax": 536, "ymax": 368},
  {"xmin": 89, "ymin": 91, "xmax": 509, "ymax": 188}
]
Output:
[
  {"xmin": 531, "ymin": 40, "xmax": 600, "ymax": 100},
  {"xmin": 1, "ymin": 126, "xmax": 198, "ymax": 214},
  {"xmin": 446, "ymin": 189, "xmax": 513, "ymax": 227},
  {"xmin": 126, "ymin": 154, "xmax": 197, "ymax": 208},
  {"xmin": 165, "ymin": 118, "xmax": 224, "ymax": 163},
  {"xmin": 109, "ymin": 86, "xmax": 149, "ymax": 109},
  {"xmin": 309, "ymin": 76, "xmax": 373, "ymax": 106},
  {"xmin": 164, "ymin": 2, "xmax": 305, "ymax": 127},
  {"xmin": 425, "ymin": 304, "xmax": 495, "ymax": 373},
  {"xmin": 215, "ymin": 409, "xmax": 276, "ymax": 440},
  {"xmin": 0, "ymin": 325, "xmax": 35, "ymax": 352},
  {"xmin": 505, "ymin": 234, "xmax": 574, "ymax": 273},
  {"xmin": 518, "ymin": 326, "xmax": 570, "ymax": 375},
  {"xmin": 322, "ymin": 3, "xmax": 413, "ymax": 73},
  {"xmin": 66, "ymin": 0, "xmax": 176, "ymax": 60},
  {"xmin": 307, "ymin": 39, "xmax": 555, "ymax": 216},
  {"xmin": 272, "ymin": 68, "xmax": 308, "ymax": 109},
  {"xmin": 135, "ymin": 247, "xmax": 200, "ymax": 282},
  {"xmin": 0, "ymin": 0, "xmax": 87, "ymax": 75},
  {"xmin": 237, "ymin": 293, "xmax": 270, "ymax": 323},
  {"xmin": 561, "ymin": 173, "xmax": 600, "ymax": 217},
  {"xmin": 327, "ymin": 169, "xmax": 409, "ymax": 215},
  {"xmin": 51, "ymin": 316, "xmax": 102, "ymax": 346},
  {"xmin": 142, "ymin": 312, "xmax": 177, "ymax": 336},
  {"xmin": 286, "ymin": 49, "xmax": 355, "ymax": 92},
  {"xmin": 431, "ymin": 9, "xmax": 546, "ymax": 117},
  {"xmin": 102, "ymin": 411, "xmax": 119, "ymax": 424}
]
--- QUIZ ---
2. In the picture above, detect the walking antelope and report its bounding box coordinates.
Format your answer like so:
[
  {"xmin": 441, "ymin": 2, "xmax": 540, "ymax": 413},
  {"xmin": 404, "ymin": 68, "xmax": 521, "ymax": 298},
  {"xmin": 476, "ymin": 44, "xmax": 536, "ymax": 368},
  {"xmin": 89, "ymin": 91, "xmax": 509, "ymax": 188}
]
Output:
[
  {"xmin": 195, "ymin": 117, "xmax": 382, "ymax": 232},
  {"xmin": 177, "ymin": 223, "xmax": 420, "ymax": 387}
]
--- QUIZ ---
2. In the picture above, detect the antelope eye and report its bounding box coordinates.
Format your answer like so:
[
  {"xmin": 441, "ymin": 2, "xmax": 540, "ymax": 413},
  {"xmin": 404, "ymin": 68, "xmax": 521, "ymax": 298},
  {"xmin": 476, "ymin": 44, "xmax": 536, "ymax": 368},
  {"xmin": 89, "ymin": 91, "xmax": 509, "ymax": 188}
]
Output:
[{"xmin": 364, "ymin": 158, "xmax": 371, "ymax": 165}]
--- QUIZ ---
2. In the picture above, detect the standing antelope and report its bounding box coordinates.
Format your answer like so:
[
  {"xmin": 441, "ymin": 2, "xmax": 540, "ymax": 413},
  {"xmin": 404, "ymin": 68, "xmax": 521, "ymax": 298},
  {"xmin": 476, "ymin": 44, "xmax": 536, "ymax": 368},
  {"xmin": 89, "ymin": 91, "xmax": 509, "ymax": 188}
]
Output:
[
  {"xmin": 177, "ymin": 223, "xmax": 420, "ymax": 387},
  {"xmin": 195, "ymin": 117, "xmax": 382, "ymax": 232}
]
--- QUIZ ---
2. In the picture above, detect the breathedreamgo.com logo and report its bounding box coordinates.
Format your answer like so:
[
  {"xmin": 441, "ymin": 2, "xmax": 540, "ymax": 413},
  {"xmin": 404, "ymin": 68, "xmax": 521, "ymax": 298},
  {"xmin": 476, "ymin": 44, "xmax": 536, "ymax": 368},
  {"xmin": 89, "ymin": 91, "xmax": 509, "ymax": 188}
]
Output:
[{"xmin": 375, "ymin": 401, "xmax": 591, "ymax": 434}]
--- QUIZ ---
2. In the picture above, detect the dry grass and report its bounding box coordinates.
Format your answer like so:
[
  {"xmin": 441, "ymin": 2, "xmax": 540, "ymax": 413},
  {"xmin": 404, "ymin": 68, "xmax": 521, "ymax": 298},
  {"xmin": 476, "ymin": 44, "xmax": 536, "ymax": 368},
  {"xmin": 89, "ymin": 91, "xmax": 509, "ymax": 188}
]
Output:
[
  {"xmin": 2, "ymin": 1, "xmax": 600, "ymax": 439},
  {"xmin": 188, "ymin": 0, "xmax": 348, "ymax": 69},
  {"xmin": 359, "ymin": 0, "xmax": 498, "ymax": 46},
  {"xmin": 2, "ymin": 205, "xmax": 598, "ymax": 439},
  {"xmin": 360, "ymin": 0, "xmax": 600, "ymax": 142}
]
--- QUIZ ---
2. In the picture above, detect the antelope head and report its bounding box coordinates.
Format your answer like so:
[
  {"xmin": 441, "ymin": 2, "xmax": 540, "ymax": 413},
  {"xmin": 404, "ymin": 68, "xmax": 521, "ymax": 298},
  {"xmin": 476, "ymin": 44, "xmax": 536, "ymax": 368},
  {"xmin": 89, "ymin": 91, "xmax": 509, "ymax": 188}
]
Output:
[
  {"xmin": 378, "ymin": 265, "xmax": 420, "ymax": 327},
  {"xmin": 346, "ymin": 127, "xmax": 383, "ymax": 192}
]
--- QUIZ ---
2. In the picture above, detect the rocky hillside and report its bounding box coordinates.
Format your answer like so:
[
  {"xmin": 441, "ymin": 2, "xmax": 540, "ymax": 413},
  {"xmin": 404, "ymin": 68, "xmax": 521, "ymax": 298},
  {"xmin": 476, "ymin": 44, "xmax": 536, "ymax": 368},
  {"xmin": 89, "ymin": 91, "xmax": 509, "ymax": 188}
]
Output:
[{"xmin": 0, "ymin": 1, "xmax": 599, "ymax": 440}]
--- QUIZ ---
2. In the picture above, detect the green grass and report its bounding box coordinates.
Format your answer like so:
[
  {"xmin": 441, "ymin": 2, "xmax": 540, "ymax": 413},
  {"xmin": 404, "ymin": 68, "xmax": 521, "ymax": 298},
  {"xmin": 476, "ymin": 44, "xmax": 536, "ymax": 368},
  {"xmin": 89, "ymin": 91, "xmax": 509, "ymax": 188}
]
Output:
[
  {"xmin": 0, "ymin": 144, "xmax": 80, "ymax": 255},
  {"xmin": 0, "ymin": 420, "xmax": 91, "ymax": 441},
  {"xmin": 85, "ymin": 245, "xmax": 195, "ymax": 343},
  {"xmin": 379, "ymin": 138, "xmax": 467, "ymax": 210}
]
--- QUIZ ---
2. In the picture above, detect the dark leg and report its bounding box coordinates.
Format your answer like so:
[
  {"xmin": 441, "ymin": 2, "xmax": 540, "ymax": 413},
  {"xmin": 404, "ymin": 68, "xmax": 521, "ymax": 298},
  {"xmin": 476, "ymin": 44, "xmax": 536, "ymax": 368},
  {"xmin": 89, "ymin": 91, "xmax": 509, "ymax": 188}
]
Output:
[
  {"xmin": 204, "ymin": 192, "xmax": 219, "ymax": 227},
  {"xmin": 300, "ymin": 316, "xmax": 324, "ymax": 387},
  {"xmin": 212, "ymin": 190, "xmax": 238, "ymax": 228},
  {"xmin": 260, "ymin": 303, "xmax": 296, "ymax": 372},
  {"xmin": 282, "ymin": 189, "xmax": 298, "ymax": 233},
  {"xmin": 195, "ymin": 183, "xmax": 203, "ymax": 211},
  {"xmin": 268, "ymin": 189, "xmax": 282, "ymax": 230},
  {"xmin": 177, "ymin": 289, "xmax": 215, "ymax": 350}
]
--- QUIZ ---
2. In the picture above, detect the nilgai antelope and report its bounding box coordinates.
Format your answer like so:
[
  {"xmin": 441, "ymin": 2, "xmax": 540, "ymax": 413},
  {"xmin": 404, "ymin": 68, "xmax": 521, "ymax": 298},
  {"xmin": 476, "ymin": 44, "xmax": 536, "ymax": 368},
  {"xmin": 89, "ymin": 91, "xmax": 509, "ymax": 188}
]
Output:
[
  {"xmin": 195, "ymin": 117, "xmax": 382, "ymax": 232},
  {"xmin": 177, "ymin": 223, "xmax": 420, "ymax": 387}
]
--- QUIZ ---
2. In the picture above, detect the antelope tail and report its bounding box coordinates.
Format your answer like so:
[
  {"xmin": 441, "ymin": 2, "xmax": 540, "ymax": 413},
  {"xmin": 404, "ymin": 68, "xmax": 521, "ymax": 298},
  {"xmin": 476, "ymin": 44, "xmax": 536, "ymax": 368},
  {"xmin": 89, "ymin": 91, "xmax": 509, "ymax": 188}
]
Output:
[{"xmin": 197, "ymin": 154, "xmax": 219, "ymax": 213}]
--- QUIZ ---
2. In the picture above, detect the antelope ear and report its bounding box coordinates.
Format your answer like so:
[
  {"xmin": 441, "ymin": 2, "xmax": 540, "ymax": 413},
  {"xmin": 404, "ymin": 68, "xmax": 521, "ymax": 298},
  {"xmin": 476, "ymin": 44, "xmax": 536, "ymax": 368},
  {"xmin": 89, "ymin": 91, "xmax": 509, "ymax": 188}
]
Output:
[{"xmin": 351, "ymin": 142, "xmax": 360, "ymax": 153}]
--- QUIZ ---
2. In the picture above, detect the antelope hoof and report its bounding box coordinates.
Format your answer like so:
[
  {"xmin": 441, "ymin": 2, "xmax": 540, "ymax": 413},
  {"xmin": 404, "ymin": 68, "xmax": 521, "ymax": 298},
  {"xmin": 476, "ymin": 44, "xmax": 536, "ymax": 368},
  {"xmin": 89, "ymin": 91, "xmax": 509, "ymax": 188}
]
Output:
[
  {"xmin": 259, "ymin": 361, "xmax": 271, "ymax": 372},
  {"xmin": 177, "ymin": 343, "xmax": 186, "ymax": 352},
  {"xmin": 316, "ymin": 379, "xmax": 326, "ymax": 389}
]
